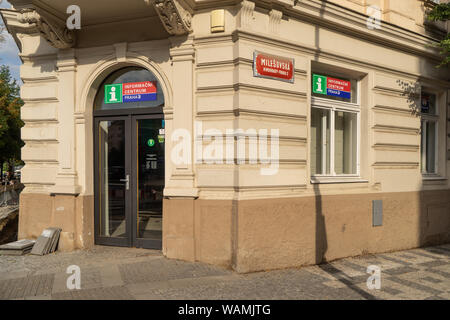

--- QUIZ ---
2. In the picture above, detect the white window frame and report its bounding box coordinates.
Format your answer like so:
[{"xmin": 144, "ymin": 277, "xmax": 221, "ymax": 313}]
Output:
[
  {"xmin": 420, "ymin": 90, "xmax": 439, "ymax": 176},
  {"xmin": 311, "ymin": 94, "xmax": 361, "ymax": 179}
]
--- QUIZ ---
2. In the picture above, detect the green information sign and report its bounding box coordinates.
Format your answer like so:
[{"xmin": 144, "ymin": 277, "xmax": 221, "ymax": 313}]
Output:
[
  {"xmin": 105, "ymin": 84, "xmax": 123, "ymax": 104},
  {"xmin": 147, "ymin": 139, "xmax": 155, "ymax": 147},
  {"xmin": 312, "ymin": 74, "xmax": 352, "ymax": 99},
  {"xmin": 313, "ymin": 74, "xmax": 327, "ymax": 95}
]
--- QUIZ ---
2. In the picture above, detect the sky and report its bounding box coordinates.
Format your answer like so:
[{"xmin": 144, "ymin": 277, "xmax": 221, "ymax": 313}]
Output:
[{"xmin": 0, "ymin": 0, "xmax": 22, "ymax": 83}]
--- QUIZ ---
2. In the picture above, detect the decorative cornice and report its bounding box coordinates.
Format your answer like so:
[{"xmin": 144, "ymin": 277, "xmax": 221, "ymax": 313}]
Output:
[
  {"xmin": 145, "ymin": 0, "xmax": 192, "ymax": 35},
  {"xmin": 16, "ymin": 8, "xmax": 75, "ymax": 49},
  {"xmin": 269, "ymin": 9, "xmax": 283, "ymax": 34},
  {"xmin": 0, "ymin": 6, "xmax": 75, "ymax": 50},
  {"xmin": 239, "ymin": 0, "xmax": 255, "ymax": 29}
]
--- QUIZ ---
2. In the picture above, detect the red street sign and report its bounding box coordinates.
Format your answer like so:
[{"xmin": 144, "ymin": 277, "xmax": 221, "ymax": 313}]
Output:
[
  {"xmin": 253, "ymin": 52, "xmax": 295, "ymax": 83},
  {"xmin": 122, "ymin": 81, "xmax": 157, "ymax": 95}
]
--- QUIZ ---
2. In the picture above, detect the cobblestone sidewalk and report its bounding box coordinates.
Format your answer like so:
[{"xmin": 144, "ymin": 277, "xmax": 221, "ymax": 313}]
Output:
[{"xmin": 0, "ymin": 244, "xmax": 449, "ymax": 300}]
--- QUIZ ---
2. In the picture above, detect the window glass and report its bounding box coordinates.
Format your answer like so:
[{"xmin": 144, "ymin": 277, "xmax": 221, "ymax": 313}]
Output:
[
  {"xmin": 421, "ymin": 90, "xmax": 438, "ymax": 175},
  {"xmin": 421, "ymin": 120, "xmax": 437, "ymax": 174},
  {"xmin": 421, "ymin": 92, "xmax": 436, "ymax": 115},
  {"xmin": 334, "ymin": 111, "xmax": 357, "ymax": 175},
  {"xmin": 311, "ymin": 108, "xmax": 358, "ymax": 176},
  {"xmin": 94, "ymin": 67, "xmax": 165, "ymax": 111},
  {"xmin": 426, "ymin": 121, "xmax": 436, "ymax": 173},
  {"xmin": 311, "ymin": 108, "xmax": 330, "ymax": 175}
]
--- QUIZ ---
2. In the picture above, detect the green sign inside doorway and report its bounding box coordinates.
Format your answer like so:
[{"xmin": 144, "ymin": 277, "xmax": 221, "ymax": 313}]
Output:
[{"xmin": 147, "ymin": 139, "xmax": 155, "ymax": 147}]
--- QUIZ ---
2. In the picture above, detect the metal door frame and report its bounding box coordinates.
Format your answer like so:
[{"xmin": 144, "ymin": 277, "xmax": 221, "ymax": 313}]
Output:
[
  {"xmin": 94, "ymin": 116, "xmax": 132, "ymax": 247},
  {"xmin": 93, "ymin": 109, "xmax": 164, "ymax": 249}
]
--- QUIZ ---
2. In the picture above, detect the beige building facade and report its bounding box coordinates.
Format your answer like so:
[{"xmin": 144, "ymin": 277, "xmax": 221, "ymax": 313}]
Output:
[{"xmin": 1, "ymin": 0, "xmax": 449, "ymax": 272}]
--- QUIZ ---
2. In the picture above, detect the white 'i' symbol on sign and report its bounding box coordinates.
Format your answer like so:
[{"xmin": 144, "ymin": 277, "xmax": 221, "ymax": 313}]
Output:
[
  {"xmin": 110, "ymin": 86, "xmax": 118, "ymax": 102},
  {"xmin": 316, "ymin": 78, "xmax": 323, "ymax": 93}
]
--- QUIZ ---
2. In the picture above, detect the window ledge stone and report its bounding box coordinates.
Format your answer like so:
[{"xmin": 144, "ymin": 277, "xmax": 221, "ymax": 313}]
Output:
[
  {"xmin": 422, "ymin": 175, "xmax": 448, "ymax": 182},
  {"xmin": 310, "ymin": 177, "xmax": 369, "ymax": 185}
]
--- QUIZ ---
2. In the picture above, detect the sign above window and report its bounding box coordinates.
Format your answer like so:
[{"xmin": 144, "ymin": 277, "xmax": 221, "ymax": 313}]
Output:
[
  {"xmin": 105, "ymin": 81, "xmax": 157, "ymax": 104},
  {"xmin": 253, "ymin": 51, "xmax": 295, "ymax": 83},
  {"xmin": 313, "ymin": 74, "xmax": 351, "ymax": 100}
]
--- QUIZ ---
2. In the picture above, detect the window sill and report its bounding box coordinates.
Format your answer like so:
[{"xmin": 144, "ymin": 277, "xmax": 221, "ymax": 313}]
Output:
[
  {"xmin": 422, "ymin": 175, "xmax": 447, "ymax": 182},
  {"xmin": 311, "ymin": 177, "xmax": 369, "ymax": 184}
]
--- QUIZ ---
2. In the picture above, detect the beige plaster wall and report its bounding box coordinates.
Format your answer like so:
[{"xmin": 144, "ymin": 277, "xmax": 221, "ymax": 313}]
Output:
[
  {"xmin": 235, "ymin": 190, "xmax": 450, "ymax": 272},
  {"xmin": 5, "ymin": 0, "xmax": 449, "ymax": 271},
  {"xmin": 19, "ymin": 193, "xmax": 94, "ymax": 250},
  {"xmin": 163, "ymin": 198, "xmax": 234, "ymax": 268},
  {"xmin": 163, "ymin": 189, "xmax": 450, "ymax": 272},
  {"xmin": 328, "ymin": 0, "xmax": 448, "ymax": 34},
  {"xmin": 192, "ymin": 2, "xmax": 450, "ymax": 202},
  {"xmin": 14, "ymin": 0, "xmax": 450, "ymax": 210}
]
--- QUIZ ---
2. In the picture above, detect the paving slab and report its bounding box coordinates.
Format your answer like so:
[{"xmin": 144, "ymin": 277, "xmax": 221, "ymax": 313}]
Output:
[{"xmin": 0, "ymin": 244, "xmax": 448, "ymax": 300}]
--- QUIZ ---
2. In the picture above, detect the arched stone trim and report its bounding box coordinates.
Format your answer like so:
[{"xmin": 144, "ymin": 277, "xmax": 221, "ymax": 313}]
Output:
[{"xmin": 76, "ymin": 52, "xmax": 173, "ymax": 196}]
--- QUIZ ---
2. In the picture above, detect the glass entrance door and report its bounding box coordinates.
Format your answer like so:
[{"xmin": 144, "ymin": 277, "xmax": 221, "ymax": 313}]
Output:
[
  {"xmin": 94, "ymin": 115, "xmax": 164, "ymax": 249},
  {"xmin": 132, "ymin": 117, "xmax": 165, "ymax": 248},
  {"xmin": 95, "ymin": 118, "xmax": 131, "ymax": 247}
]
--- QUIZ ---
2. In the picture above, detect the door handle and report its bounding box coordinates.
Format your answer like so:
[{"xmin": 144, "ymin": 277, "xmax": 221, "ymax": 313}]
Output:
[{"xmin": 120, "ymin": 175, "xmax": 130, "ymax": 190}]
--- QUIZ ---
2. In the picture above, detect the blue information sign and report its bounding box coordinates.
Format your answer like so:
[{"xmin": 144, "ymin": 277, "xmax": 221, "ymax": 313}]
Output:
[
  {"xmin": 327, "ymin": 88, "xmax": 351, "ymax": 99},
  {"xmin": 123, "ymin": 93, "xmax": 157, "ymax": 103}
]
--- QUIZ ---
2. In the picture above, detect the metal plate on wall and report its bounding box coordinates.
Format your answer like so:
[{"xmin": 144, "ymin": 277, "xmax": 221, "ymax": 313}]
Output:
[{"xmin": 373, "ymin": 200, "xmax": 383, "ymax": 227}]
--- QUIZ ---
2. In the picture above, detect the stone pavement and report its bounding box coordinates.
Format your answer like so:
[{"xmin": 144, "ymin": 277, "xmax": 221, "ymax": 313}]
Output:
[{"xmin": 0, "ymin": 244, "xmax": 449, "ymax": 300}]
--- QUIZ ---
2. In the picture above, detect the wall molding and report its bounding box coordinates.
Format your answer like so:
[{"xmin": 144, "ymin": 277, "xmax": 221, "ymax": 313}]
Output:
[
  {"xmin": 197, "ymin": 82, "xmax": 308, "ymax": 99},
  {"xmin": 372, "ymin": 162, "xmax": 420, "ymax": 169},
  {"xmin": 372, "ymin": 105, "xmax": 417, "ymax": 116},
  {"xmin": 373, "ymin": 143, "xmax": 420, "ymax": 152},
  {"xmin": 373, "ymin": 124, "xmax": 420, "ymax": 135}
]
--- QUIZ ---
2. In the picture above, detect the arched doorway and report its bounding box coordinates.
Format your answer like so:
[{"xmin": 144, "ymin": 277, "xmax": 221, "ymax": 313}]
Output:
[{"xmin": 93, "ymin": 67, "xmax": 165, "ymax": 249}]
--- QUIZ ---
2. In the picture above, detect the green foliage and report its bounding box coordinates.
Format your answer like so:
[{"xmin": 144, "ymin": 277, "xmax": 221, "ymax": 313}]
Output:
[
  {"xmin": 427, "ymin": 3, "xmax": 450, "ymax": 67},
  {"xmin": 0, "ymin": 65, "xmax": 24, "ymax": 169},
  {"xmin": 435, "ymin": 33, "xmax": 450, "ymax": 67},
  {"xmin": 427, "ymin": 3, "xmax": 450, "ymax": 22}
]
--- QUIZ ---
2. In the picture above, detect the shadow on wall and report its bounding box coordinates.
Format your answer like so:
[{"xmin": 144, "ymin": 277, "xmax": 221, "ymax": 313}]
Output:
[
  {"xmin": 313, "ymin": 184, "xmax": 327, "ymax": 264},
  {"xmin": 310, "ymin": 0, "xmax": 450, "ymax": 271},
  {"xmin": 414, "ymin": 6, "xmax": 450, "ymax": 249},
  {"xmin": 309, "ymin": 2, "xmax": 375, "ymax": 298},
  {"xmin": 397, "ymin": 67, "xmax": 450, "ymax": 248},
  {"xmin": 396, "ymin": 80, "xmax": 422, "ymax": 116},
  {"xmin": 312, "ymin": 0, "xmax": 328, "ymax": 267}
]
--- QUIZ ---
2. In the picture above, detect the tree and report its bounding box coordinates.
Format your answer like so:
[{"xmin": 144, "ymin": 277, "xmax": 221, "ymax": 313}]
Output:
[
  {"xmin": 427, "ymin": 2, "xmax": 450, "ymax": 66},
  {"xmin": 0, "ymin": 65, "xmax": 24, "ymax": 181}
]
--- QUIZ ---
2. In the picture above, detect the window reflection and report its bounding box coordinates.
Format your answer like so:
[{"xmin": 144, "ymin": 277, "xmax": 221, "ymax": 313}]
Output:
[
  {"xmin": 137, "ymin": 119, "xmax": 165, "ymax": 240},
  {"xmin": 99, "ymin": 120, "xmax": 127, "ymax": 238},
  {"xmin": 94, "ymin": 67, "xmax": 165, "ymax": 111}
]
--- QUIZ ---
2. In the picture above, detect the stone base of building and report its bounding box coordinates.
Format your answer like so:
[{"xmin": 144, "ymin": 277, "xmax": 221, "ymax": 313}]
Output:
[
  {"xmin": 18, "ymin": 193, "xmax": 94, "ymax": 252},
  {"xmin": 163, "ymin": 190, "xmax": 450, "ymax": 273},
  {"xmin": 17, "ymin": 190, "xmax": 450, "ymax": 273}
]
